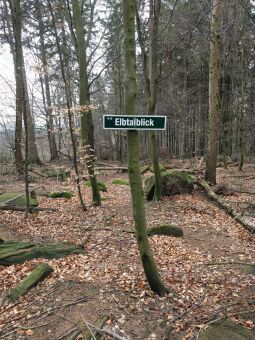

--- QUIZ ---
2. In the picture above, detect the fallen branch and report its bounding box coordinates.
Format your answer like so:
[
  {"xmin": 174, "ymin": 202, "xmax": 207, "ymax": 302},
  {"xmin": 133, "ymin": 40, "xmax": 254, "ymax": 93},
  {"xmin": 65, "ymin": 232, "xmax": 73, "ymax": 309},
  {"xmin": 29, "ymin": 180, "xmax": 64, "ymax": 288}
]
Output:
[
  {"xmin": 95, "ymin": 167, "xmax": 128, "ymax": 172},
  {"xmin": 196, "ymin": 178, "xmax": 255, "ymax": 233},
  {"xmin": 0, "ymin": 206, "xmax": 57, "ymax": 212},
  {"xmin": 204, "ymin": 261, "xmax": 255, "ymax": 267}
]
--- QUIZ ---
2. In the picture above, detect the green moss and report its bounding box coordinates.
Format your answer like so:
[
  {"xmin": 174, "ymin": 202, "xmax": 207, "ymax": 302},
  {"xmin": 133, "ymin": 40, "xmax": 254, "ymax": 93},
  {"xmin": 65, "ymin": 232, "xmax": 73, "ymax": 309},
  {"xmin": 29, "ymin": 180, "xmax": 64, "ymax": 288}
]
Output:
[
  {"xmin": 0, "ymin": 192, "xmax": 38, "ymax": 207},
  {"xmin": 85, "ymin": 180, "xmax": 107, "ymax": 192},
  {"xmin": 112, "ymin": 179, "xmax": 129, "ymax": 186},
  {"xmin": 101, "ymin": 196, "xmax": 108, "ymax": 201},
  {"xmin": 48, "ymin": 192, "xmax": 73, "ymax": 199}
]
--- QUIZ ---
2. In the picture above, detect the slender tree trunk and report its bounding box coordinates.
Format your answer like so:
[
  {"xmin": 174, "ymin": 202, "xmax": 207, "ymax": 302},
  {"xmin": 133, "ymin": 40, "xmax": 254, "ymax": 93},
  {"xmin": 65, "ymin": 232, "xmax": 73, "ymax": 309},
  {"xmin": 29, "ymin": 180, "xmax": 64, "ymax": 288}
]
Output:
[
  {"xmin": 8, "ymin": 0, "xmax": 40, "ymax": 165},
  {"xmin": 239, "ymin": 37, "xmax": 245, "ymax": 171},
  {"xmin": 22, "ymin": 67, "xmax": 40, "ymax": 164},
  {"xmin": 71, "ymin": 0, "xmax": 101, "ymax": 206},
  {"xmin": 6, "ymin": 0, "xmax": 23, "ymax": 174},
  {"xmin": 205, "ymin": 0, "xmax": 222, "ymax": 184},
  {"xmin": 123, "ymin": 0, "xmax": 170, "ymax": 296},
  {"xmin": 36, "ymin": 0, "xmax": 58, "ymax": 161},
  {"xmin": 48, "ymin": 0, "xmax": 86, "ymax": 211}
]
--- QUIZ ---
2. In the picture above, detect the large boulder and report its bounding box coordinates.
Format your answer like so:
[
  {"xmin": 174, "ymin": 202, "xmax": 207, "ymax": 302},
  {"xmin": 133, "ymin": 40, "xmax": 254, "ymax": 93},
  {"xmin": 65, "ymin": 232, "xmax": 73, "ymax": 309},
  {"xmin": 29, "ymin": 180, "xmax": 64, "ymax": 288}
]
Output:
[{"xmin": 144, "ymin": 171, "xmax": 194, "ymax": 201}]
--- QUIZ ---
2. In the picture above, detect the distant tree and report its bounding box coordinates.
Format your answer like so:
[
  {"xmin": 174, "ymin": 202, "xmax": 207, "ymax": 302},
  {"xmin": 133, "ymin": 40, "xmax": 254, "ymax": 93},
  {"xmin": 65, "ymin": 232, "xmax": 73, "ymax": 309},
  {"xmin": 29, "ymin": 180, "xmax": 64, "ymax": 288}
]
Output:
[
  {"xmin": 136, "ymin": 0, "xmax": 162, "ymax": 201},
  {"xmin": 5, "ymin": 0, "xmax": 40, "ymax": 166},
  {"xmin": 205, "ymin": 0, "xmax": 222, "ymax": 184},
  {"xmin": 70, "ymin": 0, "xmax": 101, "ymax": 206}
]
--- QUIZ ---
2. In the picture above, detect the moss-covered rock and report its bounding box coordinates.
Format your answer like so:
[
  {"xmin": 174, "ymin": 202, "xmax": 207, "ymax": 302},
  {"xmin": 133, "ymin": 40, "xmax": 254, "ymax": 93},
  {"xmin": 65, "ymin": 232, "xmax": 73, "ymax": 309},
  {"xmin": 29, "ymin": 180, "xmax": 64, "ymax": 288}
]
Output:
[
  {"xmin": 144, "ymin": 176, "xmax": 156, "ymax": 201},
  {"xmin": 148, "ymin": 225, "xmax": 183, "ymax": 237},
  {"xmin": 198, "ymin": 319, "xmax": 255, "ymax": 340},
  {"xmin": 161, "ymin": 171, "xmax": 194, "ymax": 196},
  {"xmin": 144, "ymin": 171, "xmax": 194, "ymax": 201},
  {"xmin": 0, "ymin": 192, "xmax": 38, "ymax": 207},
  {"xmin": 112, "ymin": 179, "xmax": 129, "ymax": 186},
  {"xmin": 48, "ymin": 191, "xmax": 73, "ymax": 199},
  {"xmin": 150, "ymin": 163, "xmax": 166, "ymax": 172},
  {"xmin": 85, "ymin": 180, "xmax": 107, "ymax": 192}
]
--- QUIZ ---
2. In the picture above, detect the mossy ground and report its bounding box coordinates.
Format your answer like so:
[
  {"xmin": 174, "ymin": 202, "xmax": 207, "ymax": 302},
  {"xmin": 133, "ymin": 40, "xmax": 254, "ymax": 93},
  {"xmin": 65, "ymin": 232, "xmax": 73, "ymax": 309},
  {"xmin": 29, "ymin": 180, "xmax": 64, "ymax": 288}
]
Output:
[
  {"xmin": 112, "ymin": 179, "xmax": 129, "ymax": 186},
  {"xmin": 48, "ymin": 192, "xmax": 73, "ymax": 199},
  {"xmin": 0, "ymin": 192, "xmax": 38, "ymax": 207},
  {"xmin": 85, "ymin": 180, "xmax": 107, "ymax": 192}
]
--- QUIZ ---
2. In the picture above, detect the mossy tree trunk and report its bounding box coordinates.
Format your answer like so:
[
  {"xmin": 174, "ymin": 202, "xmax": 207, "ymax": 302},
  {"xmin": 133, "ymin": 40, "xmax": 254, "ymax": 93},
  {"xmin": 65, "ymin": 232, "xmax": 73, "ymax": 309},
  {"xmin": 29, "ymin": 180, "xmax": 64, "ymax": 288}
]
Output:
[
  {"xmin": 123, "ymin": 0, "xmax": 169, "ymax": 296},
  {"xmin": 205, "ymin": 0, "xmax": 222, "ymax": 184},
  {"xmin": 71, "ymin": 0, "xmax": 101, "ymax": 206}
]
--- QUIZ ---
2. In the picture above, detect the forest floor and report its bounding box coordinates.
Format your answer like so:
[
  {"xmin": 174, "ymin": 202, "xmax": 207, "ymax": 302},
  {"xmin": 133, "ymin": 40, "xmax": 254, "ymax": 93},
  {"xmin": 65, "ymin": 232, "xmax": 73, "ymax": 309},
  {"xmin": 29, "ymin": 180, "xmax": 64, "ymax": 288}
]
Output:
[{"xmin": 0, "ymin": 161, "xmax": 255, "ymax": 340}]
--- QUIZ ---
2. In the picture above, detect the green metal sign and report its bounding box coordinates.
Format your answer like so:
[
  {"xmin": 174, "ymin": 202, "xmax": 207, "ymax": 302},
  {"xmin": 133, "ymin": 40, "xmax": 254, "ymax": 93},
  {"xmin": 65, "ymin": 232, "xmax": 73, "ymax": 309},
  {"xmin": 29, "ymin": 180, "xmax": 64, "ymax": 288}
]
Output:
[{"xmin": 103, "ymin": 115, "xmax": 166, "ymax": 130}]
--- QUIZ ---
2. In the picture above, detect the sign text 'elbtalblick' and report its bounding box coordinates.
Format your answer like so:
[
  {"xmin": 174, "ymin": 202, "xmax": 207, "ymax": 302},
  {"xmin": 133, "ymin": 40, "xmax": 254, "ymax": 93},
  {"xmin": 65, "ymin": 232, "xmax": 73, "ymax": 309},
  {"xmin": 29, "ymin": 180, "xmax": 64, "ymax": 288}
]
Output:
[{"xmin": 103, "ymin": 115, "xmax": 166, "ymax": 130}]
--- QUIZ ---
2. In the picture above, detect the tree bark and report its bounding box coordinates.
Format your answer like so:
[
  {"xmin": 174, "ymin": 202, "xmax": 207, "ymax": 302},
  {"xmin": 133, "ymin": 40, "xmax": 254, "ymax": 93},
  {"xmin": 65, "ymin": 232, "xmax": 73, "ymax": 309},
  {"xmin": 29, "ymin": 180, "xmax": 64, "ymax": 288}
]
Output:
[
  {"xmin": 205, "ymin": 0, "xmax": 222, "ymax": 184},
  {"xmin": 123, "ymin": 0, "xmax": 171, "ymax": 296}
]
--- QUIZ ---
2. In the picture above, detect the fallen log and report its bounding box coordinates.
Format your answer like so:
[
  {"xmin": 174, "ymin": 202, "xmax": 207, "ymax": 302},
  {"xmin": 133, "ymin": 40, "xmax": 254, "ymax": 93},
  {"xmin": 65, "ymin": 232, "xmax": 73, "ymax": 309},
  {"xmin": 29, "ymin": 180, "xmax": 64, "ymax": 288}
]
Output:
[
  {"xmin": 196, "ymin": 178, "xmax": 255, "ymax": 233},
  {"xmin": 125, "ymin": 225, "xmax": 183, "ymax": 237},
  {"xmin": 95, "ymin": 167, "xmax": 128, "ymax": 172},
  {"xmin": 0, "ymin": 206, "xmax": 57, "ymax": 212},
  {"xmin": 0, "ymin": 240, "xmax": 84, "ymax": 265},
  {"xmin": 5, "ymin": 263, "xmax": 53, "ymax": 302}
]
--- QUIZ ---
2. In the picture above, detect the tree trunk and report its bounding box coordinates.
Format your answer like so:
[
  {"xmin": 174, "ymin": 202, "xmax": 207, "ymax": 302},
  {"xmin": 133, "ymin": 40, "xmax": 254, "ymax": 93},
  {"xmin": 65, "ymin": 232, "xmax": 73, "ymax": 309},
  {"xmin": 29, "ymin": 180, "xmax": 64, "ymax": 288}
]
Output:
[
  {"xmin": 8, "ymin": 0, "xmax": 23, "ymax": 175},
  {"xmin": 148, "ymin": 0, "xmax": 162, "ymax": 201},
  {"xmin": 48, "ymin": 0, "xmax": 86, "ymax": 211},
  {"xmin": 36, "ymin": 0, "xmax": 58, "ymax": 161},
  {"xmin": 136, "ymin": 0, "xmax": 162, "ymax": 201},
  {"xmin": 71, "ymin": 0, "xmax": 101, "ymax": 206},
  {"xmin": 123, "ymin": 0, "xmax": 171, "ymax": 296},
  {"xmin": 8, "ymin": 0, "xmax": 40, "ymax": 166},
  {"xmin": 205, "ymin": 0, "xmax": 222, "ymax": 184}
]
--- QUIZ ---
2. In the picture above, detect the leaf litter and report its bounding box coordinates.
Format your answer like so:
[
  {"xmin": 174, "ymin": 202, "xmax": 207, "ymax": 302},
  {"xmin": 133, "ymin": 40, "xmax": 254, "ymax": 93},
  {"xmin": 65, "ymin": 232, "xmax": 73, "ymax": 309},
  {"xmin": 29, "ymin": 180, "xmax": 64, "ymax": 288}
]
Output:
[{"xmin": 0, "ymin": 165, "xmax": 254, "ymax": 339}]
